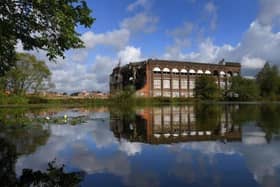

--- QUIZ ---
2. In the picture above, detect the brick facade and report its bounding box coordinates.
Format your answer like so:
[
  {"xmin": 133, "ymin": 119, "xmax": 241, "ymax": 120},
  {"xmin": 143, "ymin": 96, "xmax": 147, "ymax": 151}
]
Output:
[{"xmin": 110, "ymin": 59, "xmax": 241, "ymax": 97}]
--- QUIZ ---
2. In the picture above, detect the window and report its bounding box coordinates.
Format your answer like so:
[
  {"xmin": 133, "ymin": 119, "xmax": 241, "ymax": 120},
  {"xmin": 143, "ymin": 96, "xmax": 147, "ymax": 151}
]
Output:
[
  {"xmin": 173, "ymin": 113, "xmax": 180, "ymax": 124},
  {"xmin": 153, "ymin": 91, "xmax": 161, "ymax": 97},
  {"xmin": 227, "ymin": 81, "xmax": 231, "ymax": 89},
  {"xmin": 154, "ymin": 115, "xmax": 162, "ymax": 127},
  {"xmin": 220, "ymin": 81, "xmax": 225, "ymax": 89},
  {"xmin": 163, "ymin": 91, "xmax": 171, "ymax": 97},
  {"xmin": 181, "ymin": 79, "xmax": 188, "ymax": 89},
  {"xmin": 163, "ymin": 114, "xmax": 171, "ymax": 125},
  {"xmin": 189, "ymin": 80, "xmax": 195, "ymax": 89},
  {"xmin": 189, "ymin": 91, "xmax": 194, "ymax": 97},
  {"xmin": 163, "ymin": 79, "xmax": 170, "ymax": 89},
  {"xmin": 153, "ymin": 79, "xmax": 161, "ymax": 89},
  {"xmin": 181, "ymin": 92, "xmax": 187, "ymax": 97},
  {"xmin": 172, "ymin": 80, "xmax": 179, "ymax": 89},
  {"xmin": 172, "ymin": 92, "xmax": 179, "ymax": 97}
]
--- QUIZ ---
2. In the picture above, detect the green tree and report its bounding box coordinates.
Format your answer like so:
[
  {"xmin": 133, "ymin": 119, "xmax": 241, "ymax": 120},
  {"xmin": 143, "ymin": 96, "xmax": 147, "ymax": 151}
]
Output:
[
  {"xmin": 194, "ymin": 76, "xmax": 221, "ymax": 100},
  {"xmin": 228, "ymin": 76, "xmax": 259, "ymax": 101},
  {"xmin": 256, "ymin": 62, "xmax": 280, "ymax": 97},
  {"xmin": 4, "ymin": 53, "xmax": 53, "ymax": 95},
  {"xmin": 0, "ymin": 0, "xmax": 95, "ymax": 75}
]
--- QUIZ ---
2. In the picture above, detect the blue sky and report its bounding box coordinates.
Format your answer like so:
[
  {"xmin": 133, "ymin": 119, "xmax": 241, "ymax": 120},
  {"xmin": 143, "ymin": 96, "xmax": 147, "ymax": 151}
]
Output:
[{"xmin": 18, "ymin": 0, "xmax": 280, "ymax": 93}]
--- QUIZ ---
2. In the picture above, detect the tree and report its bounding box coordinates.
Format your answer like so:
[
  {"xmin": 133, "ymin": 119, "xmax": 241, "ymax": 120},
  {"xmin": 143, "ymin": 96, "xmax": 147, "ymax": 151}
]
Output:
[
  {"xmin": 256, "ymin": 62, "xmax": 280, "ymax": 97},
  {"xmin": 228, "ymin": 76, "xmax": 259, "ymax": 101},
  {"xmin": 194, "ymin": 76, "xmax": 221, "ymax": 100},
  {"xmin": 4, "ymin": 53, "xmax": 54, "ymax": 95},
  {"xmin": 0, "ymin": 0, "xmax": 95, "ymax": 75}
]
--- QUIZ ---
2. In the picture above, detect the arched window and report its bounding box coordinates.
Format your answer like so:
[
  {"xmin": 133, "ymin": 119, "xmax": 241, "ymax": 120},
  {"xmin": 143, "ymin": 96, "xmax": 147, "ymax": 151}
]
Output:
[
  {"xmin": 172, "ymin": 68, "xmax": 179, "ymax": 73},
  {"xmin": 220, "ymin": 71, "xmax": 226, "ymax": 76},
  {"xmin": 197, "ymin": 70, "xmax": 203, "ymax": 74},
  {"xmin": 180, "ymin": 69, "xmax": 187, "ymax": 74},
  {"xmin": 163, "ymin": 67, "xmax": 170, "ymax": 73},
  {"xmin": 189, "ymin": 69, "xmax": 195, "ymax": 74},
  {"xmin": 153, "ymin": 67, "xmax": 161, "ymax": 72}
]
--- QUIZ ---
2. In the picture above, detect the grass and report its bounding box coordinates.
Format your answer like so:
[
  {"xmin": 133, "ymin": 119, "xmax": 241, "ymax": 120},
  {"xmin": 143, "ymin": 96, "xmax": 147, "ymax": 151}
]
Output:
[{"xmin": 1, "ymin": 92, "xmax": 279, "ymax": 108}]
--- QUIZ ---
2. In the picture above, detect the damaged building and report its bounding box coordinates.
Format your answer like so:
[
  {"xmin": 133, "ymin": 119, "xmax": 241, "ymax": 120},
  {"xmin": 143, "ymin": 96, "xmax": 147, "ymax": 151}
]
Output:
[{"xmin": 109, "ymin": 59, "xmax": 241, "ymax": 97}]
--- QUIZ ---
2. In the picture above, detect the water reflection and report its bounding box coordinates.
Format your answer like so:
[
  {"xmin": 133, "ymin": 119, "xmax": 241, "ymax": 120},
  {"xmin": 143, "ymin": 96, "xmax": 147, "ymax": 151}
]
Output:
[
  {"xmin": 0, "ymin": 105, "xmax": 280, "ymax": 186},
  {"xmin": 0, "ymin": 137, "xmax": 84, "ymax": 187},
  {"xmin": 111, "ymin": 105, "xmax": 241, "ymax": 144}
]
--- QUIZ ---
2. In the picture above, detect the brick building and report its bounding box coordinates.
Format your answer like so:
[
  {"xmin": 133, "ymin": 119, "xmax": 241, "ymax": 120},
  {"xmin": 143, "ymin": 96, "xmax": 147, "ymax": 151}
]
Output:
[{"xmin": 110, "ymin": 59, "xmax": 241, "ymax": 97}]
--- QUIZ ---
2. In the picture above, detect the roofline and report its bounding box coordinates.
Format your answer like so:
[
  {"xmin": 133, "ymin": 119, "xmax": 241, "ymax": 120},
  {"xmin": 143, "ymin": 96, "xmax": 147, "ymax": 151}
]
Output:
[
  {"xmin": 112, "ymin": 58, "xmax": 241, "ymax": 71},
  {"xmin": 145, "ymin": 59, "xmax": 241, "ymax": 67}
]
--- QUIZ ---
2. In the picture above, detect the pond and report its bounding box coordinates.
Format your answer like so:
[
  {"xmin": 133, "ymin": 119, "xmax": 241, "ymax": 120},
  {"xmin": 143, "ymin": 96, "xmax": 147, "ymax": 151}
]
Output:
[{"xmin": 0, "ymin": 104, "xmax": 280, "ymax": 187}]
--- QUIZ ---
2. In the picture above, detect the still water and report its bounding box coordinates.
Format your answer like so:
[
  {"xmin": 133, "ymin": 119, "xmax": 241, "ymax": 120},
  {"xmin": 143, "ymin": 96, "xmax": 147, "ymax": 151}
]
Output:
[{"xmin": 0, "ymin": 104, "xmax": 280, "ymax": 187}]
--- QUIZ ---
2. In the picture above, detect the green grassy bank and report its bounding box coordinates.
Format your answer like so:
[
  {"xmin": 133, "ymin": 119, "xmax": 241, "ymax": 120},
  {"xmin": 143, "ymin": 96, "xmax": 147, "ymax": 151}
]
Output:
[{"xmin": 1, "ymin": 93, "xmax": 279, "ymax": 108}]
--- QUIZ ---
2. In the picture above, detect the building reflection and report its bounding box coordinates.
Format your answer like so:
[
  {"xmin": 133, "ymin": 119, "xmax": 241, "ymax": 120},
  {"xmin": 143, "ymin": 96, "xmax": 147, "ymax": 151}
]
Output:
[{"xmin": 110, "ymin": 106, "xmax": 241, "ymax": 144}]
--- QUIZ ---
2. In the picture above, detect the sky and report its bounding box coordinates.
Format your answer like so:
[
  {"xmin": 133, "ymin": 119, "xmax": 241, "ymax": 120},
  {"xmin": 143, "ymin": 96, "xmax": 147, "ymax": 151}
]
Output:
[{"xmin": 17, "ymin": 0, "xmax": 280, "ymax": 93}]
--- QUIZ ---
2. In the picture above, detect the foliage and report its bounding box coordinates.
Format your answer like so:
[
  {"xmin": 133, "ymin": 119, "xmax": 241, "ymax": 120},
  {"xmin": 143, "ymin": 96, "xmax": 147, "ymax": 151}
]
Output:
[
  {"xmin": 0, "ymin": 138, "xmax": 83, "ymax": 187},
  {"xmin": 0, "ymin": 0, "xmax": 94, "ymax": 60},
  {"xmin": 258, "ymin": 105, "xmax": 280, "ymax": 142},
  {"xmin": 0, "ymin": 0, "xmax": 94, "ymax": 77},
  {"xmin": 194, "ymin": 104, "xmax": 222, "ymax": 130},
  {"xmin": 110, "ymin": 85, "xmax": 136, "ymax": 103},
  {"xmin": 194, "ymin": 76, "xmax": 221, "ymax": 100},
  {"xmin": 228, "ymin": 76, "xmax": 259, "ymax": 101},
  {"xmin": 19, "ymin": 160, "xmax": 84, "ymax": 187},
  {"xmin": 0, "ymin": 34, "xmax": 16, "ymax": 76},
  {"xmin": 256, "ymin": 62, "xmax": 280, "ymax": 98},
  {"xmin": 0, "ymin": 92, "xmax": 29, "ymax": 105},
  {"xmin": 3, "ymin": 53, "xmax": 53, "ymax": 95}
]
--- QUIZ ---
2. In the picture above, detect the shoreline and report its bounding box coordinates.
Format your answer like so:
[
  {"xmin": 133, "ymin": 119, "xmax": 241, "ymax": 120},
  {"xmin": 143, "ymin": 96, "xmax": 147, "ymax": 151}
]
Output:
[{"xmin": 1, "ymin": 97, "xmax": 280, "ymax": 108}]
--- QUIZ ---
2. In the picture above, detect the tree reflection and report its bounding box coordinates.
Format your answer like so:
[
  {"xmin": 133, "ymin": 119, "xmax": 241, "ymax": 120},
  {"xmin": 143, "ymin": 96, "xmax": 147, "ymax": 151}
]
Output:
[
  {"xmin": 0, "ymin": 138, "xmax": 84, "ymax": 187},
  {"xmin": 0, "ymin": 108, "xmax": 50, "ymax": 155},
  {"xmin": 258, "ymin": 105, "xmax": 280, "ymax": 142}
]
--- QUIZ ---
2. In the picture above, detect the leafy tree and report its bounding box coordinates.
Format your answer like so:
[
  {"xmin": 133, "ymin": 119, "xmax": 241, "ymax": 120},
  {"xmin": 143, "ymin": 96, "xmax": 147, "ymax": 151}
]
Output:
[
  {"xmin": 194, "ymin": 76, "xmax": 221, "ymax": 100},
  {"xmin": 228, "ymin": 76, "xmax": 259, "ymax": 101},
  {"xmin": 0, "ymin": 0, "xmax": 95, "ymax": 75},
  {"xmin": 256, "ymin": 62, "xmax": 280, "ymax": 97},
  {"xmin": 4, "ymin": 53, "xmax": 54, "ymax": 95}
]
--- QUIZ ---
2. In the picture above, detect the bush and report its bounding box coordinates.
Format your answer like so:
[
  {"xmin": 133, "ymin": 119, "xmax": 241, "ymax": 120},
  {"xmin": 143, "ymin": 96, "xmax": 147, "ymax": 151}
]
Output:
[{"xmin": 0, "ymin": 93, "xmax": 28, "ymax": 105}]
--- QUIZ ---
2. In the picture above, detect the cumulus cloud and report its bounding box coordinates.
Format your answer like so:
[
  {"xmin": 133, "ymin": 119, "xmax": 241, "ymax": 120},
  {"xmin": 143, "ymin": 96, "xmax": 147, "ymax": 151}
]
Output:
[
  {"xmin": 164, "ymin": 22, "xmax": 194, "ymax": 59},
  {"xmin": 258, "ymin": 0, "xmax": 280, "ymax": 26},
  {"xmin": 164, "ymin": 20, "xmax": 280, "ymax": 76},
  {"xmin": 241, "ymin": 56, "xmax": 266, "ymax": 69},
  {"xmin": 163, "ymin": 0, "xmax": 280, "ymax": 77},
  {"xmin": 117, "ymin": 46, "xmax": 142, "ymax": 64},
  {"xmin": 71, "ymin": 49, "xmax": 88, "ymax": 63},
  {"xmin": 81, "ymin": 29, "xmax": 130, "ymax": 49},
  {"xmin": 120, "ymin": 13, "xmax": 159, "ymax": 33},
  {"xmin": 57, "ymin": 46, "xmax": 142, "ymax": 92}
]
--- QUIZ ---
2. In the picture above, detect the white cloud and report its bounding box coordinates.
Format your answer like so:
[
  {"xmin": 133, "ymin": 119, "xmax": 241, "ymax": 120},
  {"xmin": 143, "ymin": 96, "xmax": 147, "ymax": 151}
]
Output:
[
  {"xmin": 120, "ymin": 13, "xmax": 159, "ymax": 33},
  {"xmin": 258, "ymin": 0, "xmax": 280, "ymax": 26},
  {"xmin": 127, "ymin": 0, "xmax": 150, "ymax": 12},
  {"xmin": 169, "ymin": 22, "xmax": 193, "ymax": 38},
  {"xmin": 81, "ymin": 29, "xmax": 130, "ymax": 49},
  {"xmin": 163, "ymin": 19, "xmax": 280, "ymax": 76},
  {"xmin": 241, "ymin": 56, "xmax": 266, "ymax": 69},
  {"xmin": 71, "ymin": 49, "xmax": 88, "ymax": 63},
  {"xmin": 47, "ymin": 45, "xmax": 142, "ymax": 93},
  {"xmin": 119, "ymin": 141, "xmax": 142, "ymax": 156},
  {"xmin": 204, "ymin": 2, "xmax": 218, "ymax": 30},
  {"xmin": 117, "ymin": 46, "xmax": 142, "ymax": 64}
]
